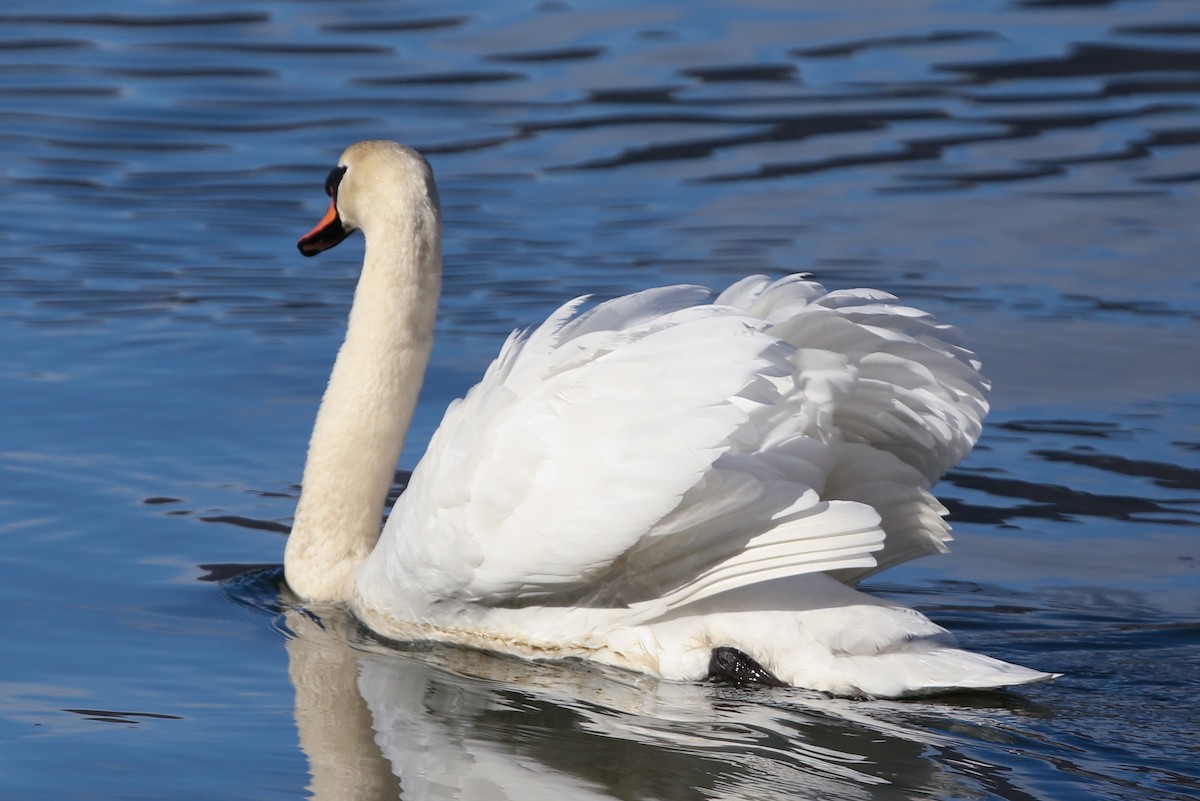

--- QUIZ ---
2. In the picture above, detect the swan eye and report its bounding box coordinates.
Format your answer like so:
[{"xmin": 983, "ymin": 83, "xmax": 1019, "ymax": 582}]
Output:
[{"xmin": 325, "ymin": 165, "xmax": 348, "ymax": 200}]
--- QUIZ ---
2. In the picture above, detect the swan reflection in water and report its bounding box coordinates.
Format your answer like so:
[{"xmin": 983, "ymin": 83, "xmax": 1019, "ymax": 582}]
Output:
[{"xmin": 277, "ymin": 593, "xmax": 1041, "ymax": 801}]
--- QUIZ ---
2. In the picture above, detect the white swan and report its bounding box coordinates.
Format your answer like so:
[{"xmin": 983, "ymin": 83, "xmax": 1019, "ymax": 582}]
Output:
[{"xmin": 283, "ymin": 140, "xmax": 1055, "ymax": 698}]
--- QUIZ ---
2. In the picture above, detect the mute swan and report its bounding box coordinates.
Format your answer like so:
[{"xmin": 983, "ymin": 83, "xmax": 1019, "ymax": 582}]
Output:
[{"xmin": 284, "ymin": 140, "xmax": 1055, "ymax": 698}]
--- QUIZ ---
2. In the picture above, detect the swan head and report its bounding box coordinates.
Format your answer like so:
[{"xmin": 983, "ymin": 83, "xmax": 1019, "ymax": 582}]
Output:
[{"xmin": 298, "ymin": 140, "xmax": 439, "ymax": 257}]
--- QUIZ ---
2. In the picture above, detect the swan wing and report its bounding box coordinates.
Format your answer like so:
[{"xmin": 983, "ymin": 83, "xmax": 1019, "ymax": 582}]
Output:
[
  {"xmin": 359, "ymin": 283, "xmax": 887, "ymax": 611},
  {"xmin": 357, "ymin": 276, "xmax": 988, "ymax": 613}
]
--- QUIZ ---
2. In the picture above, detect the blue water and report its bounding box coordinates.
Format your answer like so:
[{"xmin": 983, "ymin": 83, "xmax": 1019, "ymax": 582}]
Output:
[{"xmin": 2, "ymin": 1, "xmax": 1198, "ymax": 798}]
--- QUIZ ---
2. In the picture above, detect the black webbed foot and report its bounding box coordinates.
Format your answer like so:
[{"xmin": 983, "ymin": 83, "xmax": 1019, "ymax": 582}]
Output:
[{"xmin": 708, "ymin": 646, "xmax": 789, "ymax": 687}]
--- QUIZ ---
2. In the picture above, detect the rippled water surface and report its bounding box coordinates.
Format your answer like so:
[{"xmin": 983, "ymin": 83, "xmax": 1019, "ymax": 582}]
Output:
[{"xmin": 2, "ymin": 1, "xmax": 1198, "ymax": 799}]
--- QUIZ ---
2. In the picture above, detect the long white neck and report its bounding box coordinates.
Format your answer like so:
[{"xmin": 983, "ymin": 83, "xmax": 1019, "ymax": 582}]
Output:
[{"xmin": 285, "ymin": 207, "xmax": 441, "ymax": 602}]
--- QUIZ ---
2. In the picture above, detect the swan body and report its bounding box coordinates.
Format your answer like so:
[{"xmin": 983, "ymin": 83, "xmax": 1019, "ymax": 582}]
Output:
[{"xmin": 284, "ymin": 140, "xmax": 1055, "ymax": 697}]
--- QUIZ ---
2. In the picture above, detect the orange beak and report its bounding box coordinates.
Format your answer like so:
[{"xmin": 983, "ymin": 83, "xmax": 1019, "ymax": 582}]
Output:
[{"xmin": 298, "ymin": 199, "xmax": 351, "ymax": 257}]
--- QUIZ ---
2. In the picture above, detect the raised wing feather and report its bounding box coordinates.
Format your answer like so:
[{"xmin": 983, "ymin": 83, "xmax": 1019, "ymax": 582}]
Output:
[
  {"xmin": 717, "ymin": 275, "xmax": 989, "ymax": 482},
  {"xmin": 716, "ymin": 275, "xmax": 989, "ymax": 580}
]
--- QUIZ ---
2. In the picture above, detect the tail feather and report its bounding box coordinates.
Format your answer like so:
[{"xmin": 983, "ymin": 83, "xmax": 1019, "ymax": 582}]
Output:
[{"xmin": 818, "ymin": 648, "xmax": 1060, "ymax": 698}]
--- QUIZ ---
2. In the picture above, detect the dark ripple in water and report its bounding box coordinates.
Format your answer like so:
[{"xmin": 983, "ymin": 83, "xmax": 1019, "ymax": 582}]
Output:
[
  {"xmin": 0, "ymin": 12, "xmax": 269, "ymax": 27},
  {"xmin": 322, "ymin": 16, "xmax": 472, "ymax": 34},
  {"xmin": 1033, "ymin": 449, "xmax": 1200, "ymax": 491},
  {"xmin": 794, "ymin": 31, "xmax": 1001, "ymax": 58},
  {"xmin": 488, "ymin": 46, "xmax": 607, "ymax": 64},
  {"xmin": 943, "ymin": 43, "xmax": 1200, "ymax": 82},
  {"xmin": 944, "ymin": 469, "xmax": 1197, "ymax": 526},
  {"xmin": 357, "ymin": 70, "xmax": 526, "ymax": 86}
]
